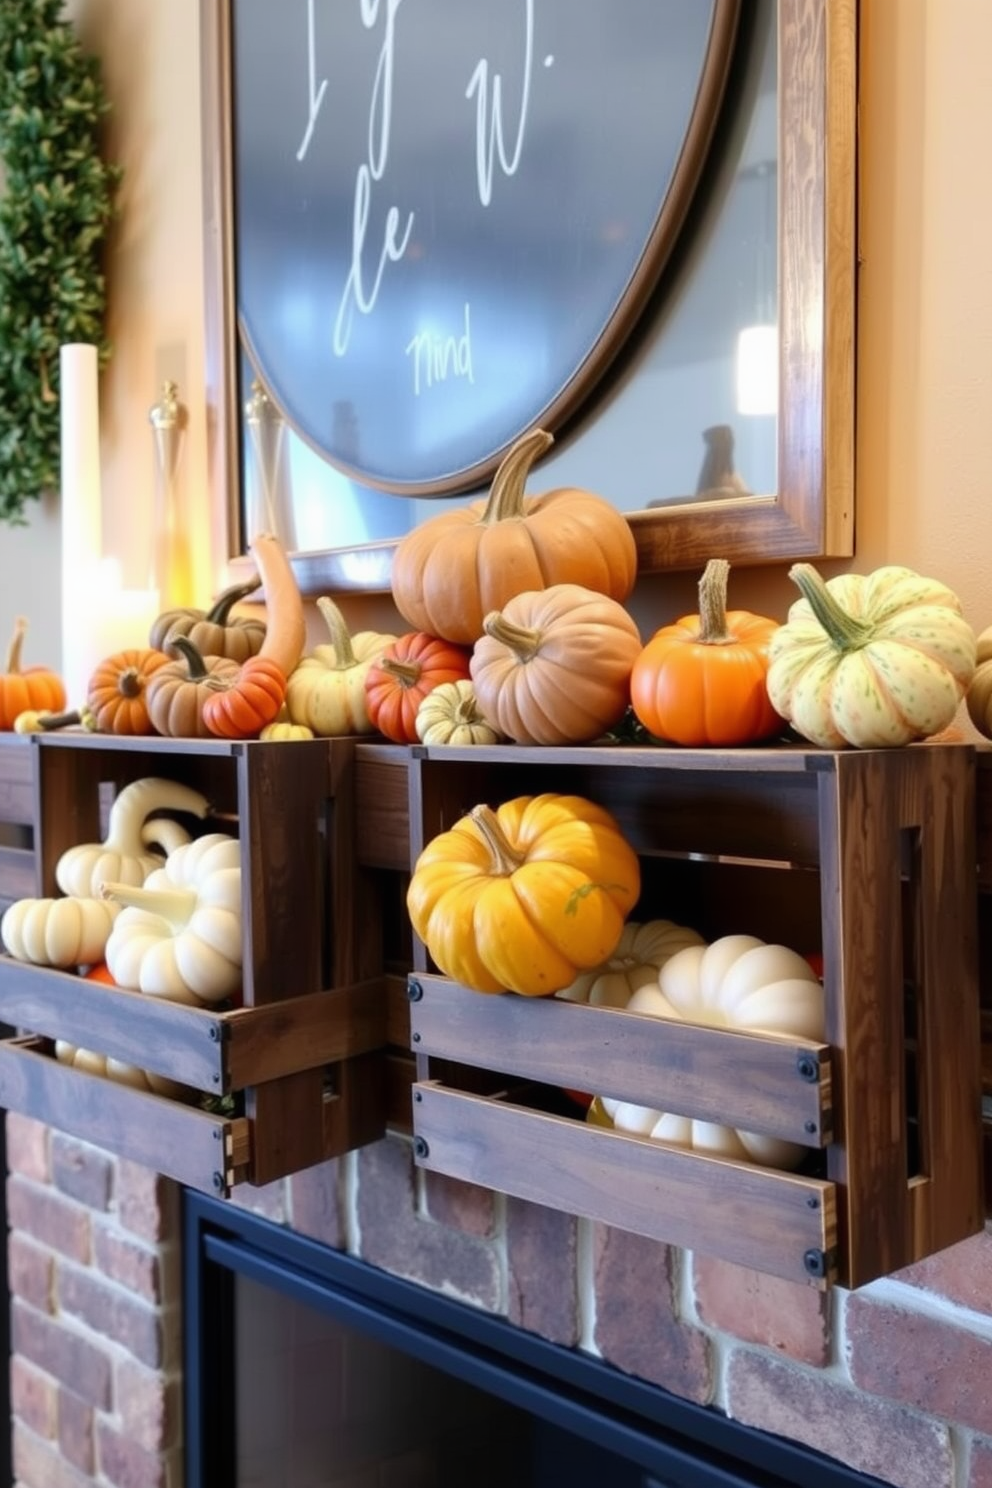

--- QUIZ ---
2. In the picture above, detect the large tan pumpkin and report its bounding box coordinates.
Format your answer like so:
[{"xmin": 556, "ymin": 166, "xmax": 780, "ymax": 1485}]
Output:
[
  {"xmin": 389, "ymin": 429, "xmax": 638, "ymax": 646},
  {"xmin": 469, "ymin": 583, "xmax": 642, "ymax": 745}
]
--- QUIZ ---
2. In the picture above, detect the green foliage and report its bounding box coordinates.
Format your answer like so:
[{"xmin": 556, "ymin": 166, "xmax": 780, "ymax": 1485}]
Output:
[{"xmin": 0, "ymin": 0, "xmax": 121, "ymax": 524}]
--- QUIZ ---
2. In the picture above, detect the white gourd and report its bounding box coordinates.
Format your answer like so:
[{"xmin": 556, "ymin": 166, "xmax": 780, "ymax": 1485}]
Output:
[
  {"xmin": 101, "ymin": 832, "xmax": 242, "ymax": 1004},
  {"xmin": 55, "ymin": 776, "xmax": 211, "ymax": 898},
  {"xmin": 599, "ymin": 934, "xmax": 825, "ymax": 1169},
  {"xmin": 1, "ymin": 896, "xmax": 119, "ymax": 968}
]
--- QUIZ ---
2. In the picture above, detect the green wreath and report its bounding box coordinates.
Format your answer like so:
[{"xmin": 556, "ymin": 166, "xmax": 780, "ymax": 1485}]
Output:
[{"xmin": 0, "ymin": 0, "xmax": 121, "ymax": 526}]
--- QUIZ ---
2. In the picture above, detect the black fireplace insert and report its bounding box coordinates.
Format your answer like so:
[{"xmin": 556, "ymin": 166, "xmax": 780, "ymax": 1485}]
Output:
[{"xmin": 183, "ymin": 1192, "xmax": 887, "ymax": 1488}]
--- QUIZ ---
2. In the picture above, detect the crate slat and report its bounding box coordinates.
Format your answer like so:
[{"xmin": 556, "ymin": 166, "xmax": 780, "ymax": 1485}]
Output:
[
  {"xmin": 409, "ymin": 973, "xmax": 832, "ymax": 1146},
  {"xmin": 0, "ymin": 737, "xmax": 35, "ymax": 827},
  {"xmin": 413, "ymin": 1082, "xmax": 836, "ymax": 1288},
  {"xmin": 0, "ymin": 1037, "xmax": 247, "ymax": 1194}
]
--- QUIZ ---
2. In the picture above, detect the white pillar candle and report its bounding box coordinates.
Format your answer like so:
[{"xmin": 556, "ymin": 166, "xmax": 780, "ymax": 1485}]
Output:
[
  {"xmin": 83, "ymin": 560, "xmax": 161, "ymax": 683},
  {"xmin": 59, "ymin": 344, "xmax": 104, "ymax": 704}
]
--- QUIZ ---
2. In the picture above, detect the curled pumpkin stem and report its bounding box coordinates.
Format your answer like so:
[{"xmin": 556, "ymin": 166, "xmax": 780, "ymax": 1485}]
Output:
[
  {"xmin": 99, "ymin": 878, "xmax": 196, "ymax": 929},
  {"xmin": 789, "ymin": 563, "xmax": 872, "ymax": 652},
  {"xmin": 481, "ymin": 611, "xmax": 543, "ymax": 663},
  {"xmin": 479, "ymin": 429, "xmax": 554, "ymax": 524}
]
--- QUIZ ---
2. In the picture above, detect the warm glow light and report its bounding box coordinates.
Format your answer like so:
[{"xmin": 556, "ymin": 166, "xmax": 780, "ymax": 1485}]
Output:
[{"xmin": 735, "ymin": 323, "xmax": 778, "ymax": 416}]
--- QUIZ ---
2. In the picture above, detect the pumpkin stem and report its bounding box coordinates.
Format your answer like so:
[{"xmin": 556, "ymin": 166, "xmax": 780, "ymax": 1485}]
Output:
[
  {"xmin": 789, "ymin": 563, "xmax": 873, "ymax": 651},
  {"xmin": 316, "ymin": 596, "xmax": 358, "ymax": 669},
  {"xmin": 13, "ymin": 707, "xmax": 82, "ymax": 735},
  {"xmin": 114, "ymin": 666, "xmax": 148, "ymax": 700},
  {"xmin": 481, "ymin": 610, "xmax": 542, "ymax": 662},
  {"xmin": 470, "ymin": 804, "xmax": 524, "ymax": 876},
  {"xmin": 4, "ymin": 616, "xmax": 27, "ymax": 674},
  {"xmin": 379, "ymin": 655, "xmax": 423, "ymax": 689},
  {"xmin": 696, "ymin": 558, "xmax": 735, "ymax": 644},
  {"xmin": 204, "ymin": 579, "xmax": 262, "ymax": 625},
  {"xmin": 167, "ymin": 635, "xmax": 210, "ymax": 680},
  {"xmin": 479, "ymin": 429, "xmax": 554, "ymax": 525},
  {"xmin": 99, "ymin": 878, "xmax": 196, "ymax": 930}
]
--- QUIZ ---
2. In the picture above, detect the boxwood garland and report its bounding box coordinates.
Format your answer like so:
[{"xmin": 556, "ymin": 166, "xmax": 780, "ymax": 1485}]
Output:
[{"xmin": 0, "ymin": 0, "xmax": 121, "ymax": 525}]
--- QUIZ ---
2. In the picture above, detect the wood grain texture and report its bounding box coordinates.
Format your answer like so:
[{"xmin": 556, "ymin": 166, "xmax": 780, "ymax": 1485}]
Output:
[
  {"xmin": 354, "ymin": 744, "xmax": 412, "ymax": 870},
  {"xmin": 0, "ymin": 736, "xmax": 34, "ymax": 828},
  {"xmin": 0, "ymin": 1037, "xmax": 244, "ymax": 1193},
  {"xmin": 413, "ymin": 1082, "xmax": 836, "ymax": 1287},
  {"xmin": 410, "ymin": 973, "xmax": 831, "ymax": 1146}
]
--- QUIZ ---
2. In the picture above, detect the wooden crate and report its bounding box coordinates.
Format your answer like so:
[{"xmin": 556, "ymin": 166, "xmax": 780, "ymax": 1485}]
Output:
[
  {"xmin": 0, "ymin": 732, "xmax": 388, "ymax": 1194},
  {"xmin": 400, "ymin": 740, "xmax": 984, "ymax": 1290}
]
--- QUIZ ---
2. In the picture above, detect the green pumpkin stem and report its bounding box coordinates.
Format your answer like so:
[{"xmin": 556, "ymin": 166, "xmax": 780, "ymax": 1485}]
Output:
[
  {"xmin": 789, "ymin": 563, "xmax": 872, "ymax": 651},
  {"xmin": 4, "ymin": 616, "xmax": 27, "ymax": 674},
  {"xmin": 480, "ymin": 429, "xmax": 554, "ymax": 524},
  {"xmin": 316, "ymin": 596, "xmax": 357, "ymax": 669},
  {"xmin": 696, "ymin": 558, "xmax": 734, "ymax": 644},
  {"xmin": 470, "ymin": 804, "xmax": 524, "ymax": 876},
  {"xmin": 167, "ymin": 635, "xmax": 210, "ymax": 680},
  {"xmin": 482, "ymin": 610, "xmax": 542, "ymax": 663},
  {"xmin": 204, "ymin": 579, "xmax": 262, "ymax": 625}
]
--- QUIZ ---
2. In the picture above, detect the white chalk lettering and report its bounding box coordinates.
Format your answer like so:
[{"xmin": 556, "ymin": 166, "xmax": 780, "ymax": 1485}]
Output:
[
  {"xmin": 465, "ymin": 0, "xmax": 534, "ymax": 206},
  {"xmin": 405, "ymin": 303, "xmax": 475, "ymax": 396}
]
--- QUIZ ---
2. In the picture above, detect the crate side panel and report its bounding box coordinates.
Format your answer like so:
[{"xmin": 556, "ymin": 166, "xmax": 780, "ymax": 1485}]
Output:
[
  {"xmin": 354, "ymin": 746, "xmax": 412, "ymax": 871},
  {"xmin": 413, "ymin": 1083, "xmax": 835, "ymax": 1287},
  {"xmin": 0, "ymin": 739, "xmax": 35, "ymax": 827},
  {"xmin": 410, "ymin": 975, "xmax": 831, "ymax": 1145}
]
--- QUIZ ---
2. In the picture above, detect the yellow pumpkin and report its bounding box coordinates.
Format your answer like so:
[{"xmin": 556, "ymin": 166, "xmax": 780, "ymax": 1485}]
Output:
[
  {"xmin": 469, "ymin": 584, "xmax": 642, "ymax": 745},
  {"xmin": 407, "ymin": 793, "xmax": 641, "ymax": 997},
  {"xmin": 390, "ymin": 429, "xmax": 638, "ymax": 645},
  {"xmin": 286, "ymin": 596, "xmax": 397, "ymax": 736}
]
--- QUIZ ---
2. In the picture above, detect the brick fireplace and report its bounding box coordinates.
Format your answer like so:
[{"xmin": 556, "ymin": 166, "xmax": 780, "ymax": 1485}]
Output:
[{"xmin": 6, "ymin": 1115, "xmax": 992, "ymax": 1488}]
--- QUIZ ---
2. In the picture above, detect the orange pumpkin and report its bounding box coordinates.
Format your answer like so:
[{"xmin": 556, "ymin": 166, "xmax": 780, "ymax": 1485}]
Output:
[
  {"xmin": 86, "ymin": 648, "xmax": 171, "ymax": 735},
  {"xmin": 629, "ymin": 559, "xmax": 784, "ymax": 746},
  {"xmin": 201, "ymin": 655, "xmax": 288, "ymax": 739},
  {"xmin": 0, "ymin": 617, "xmax": 66, "ymax": 729},
  {"xmin": 365, "ymin": 632, "xmax": 472, "ymax": 744},
  {"xmin": 389, "ymin": 429, "xmax": 638, "ymax": 646},
  {"xmin": 470, "ymin": 584, "xmax": 642, "ymax": 745}
]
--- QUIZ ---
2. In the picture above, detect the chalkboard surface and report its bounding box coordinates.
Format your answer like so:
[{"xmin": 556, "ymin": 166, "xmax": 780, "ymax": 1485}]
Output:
[{"xmin": 231, "ymin": 1, "xmax": 739, "ymax": 496}]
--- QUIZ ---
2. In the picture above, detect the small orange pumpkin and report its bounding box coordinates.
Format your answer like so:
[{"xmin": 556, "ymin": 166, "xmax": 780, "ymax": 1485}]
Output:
[
  {"xmin": 365, "ymin": 632, "xmax": 472, "ymax": 744},
  {"xmin": 0, "ymin": 617, "xmax": 66, "ymax": 729},
  {"xmin": 629, "ymin": 559, "xmax": 784, "ymax": 746},
  {"xmin": 201, "ymin": 655, "xmax": 288, "ymax": 739},
  {"xmin": 86, "ymin": 648, "xmax": 171, "ymax": 735}
]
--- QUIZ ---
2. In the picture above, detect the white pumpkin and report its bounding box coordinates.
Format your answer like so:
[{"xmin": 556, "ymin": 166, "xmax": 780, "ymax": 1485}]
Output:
[
  {"xmin": 600, "ymin": 934, "xmax": 825, "ymax": 1168},
  {"xmin": 1, "ymin": 896, "xmax": 119, "ymax": 968}
]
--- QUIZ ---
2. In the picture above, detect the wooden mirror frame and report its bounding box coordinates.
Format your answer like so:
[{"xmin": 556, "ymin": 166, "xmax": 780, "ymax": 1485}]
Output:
[{"xmin": 200, "ymin": 0, "xmax": 857, "ymax": 595}]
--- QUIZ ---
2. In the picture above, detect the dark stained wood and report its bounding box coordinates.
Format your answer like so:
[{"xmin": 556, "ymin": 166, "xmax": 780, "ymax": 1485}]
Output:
[
  {"xmin": 413, "ymin": 1082, "xmax": 836, "ymax": 1288},
  {"xmin": 322, "ymin": 1051, "xmax": 387, "ymax": 1157},
  {"xmin": 410, "ymin": 973, "xmax": 831, "ymax": 1146},
  {"xmin": 384, "ymin": 973, "xmax": 411, "ymax": 1048},
  {"xmin": 384, "ymin": 1050, "xmax": 415, "ymax": 1133},
  {"xmin": 0, "ymin": 1037, "xmax": 246, "ymax": 1193},
  {"xmin": 223, "ymin": 978, "xmax": 387, "ymax": 1087},
  {"xmin": 354, "ymin": 744, "xmax": 412, "ymax": 871},
  {"xmin": 246, "ymin": 1067, "xmax": 328, "ymax": 1185},
  {"xmin": 0, "ymin": 737, "xmax": 35, "ymax": 827}
]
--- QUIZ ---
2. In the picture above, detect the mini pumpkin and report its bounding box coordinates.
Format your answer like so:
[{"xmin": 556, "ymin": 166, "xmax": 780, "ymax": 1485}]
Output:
[
  {"xmin": 407, "ymin": 792, "xmax": 641, "ymax": 997},
  {"xmin": 365, "ymin": 632, "xmax": 472, "ymax": 744},
  {"xmin": 0, "ymin": 616, "xmax": 66, "ymax": 729},
  {"xmin": 201, "ymin": 655, "xmax": 288, "ymax": 739},
  {"xmin": 966, "ymin": 626, "xmax": 992, "ymax": 740},
  {"xmin": 469, "ymin": 584, "xmax": 642, "ymax": 745},
  {"xmin": 767, "ymin": 563, "xmax": 976, "ymax": 748},
  {"xmin": 630, "ymin": 559, "xmax": 785, "ymax": 746},
  {"xmin": 149, "ymin": 578, "xmax": 265, "ymax": 661},
  {"xmin": 415, "ymin": 679, "xmax": 503, "ymax": 747},
  {"xmin": 555, "ymin": 919, "xmax": 705, "ymax": 1007},
  {"xmin": 145, "ymin": 637, "xmax": 241, "ymax": 738},
  {"xmin": 86, "ymin": 648, "xmax": 171, "ymax": 735},
  {"xmin": 285, "ymin": 595, "xmax": 397, "ymax": 736},
  {"xmin": 390, "ymin": 429, "xmax": 638, "ymax": 645}
]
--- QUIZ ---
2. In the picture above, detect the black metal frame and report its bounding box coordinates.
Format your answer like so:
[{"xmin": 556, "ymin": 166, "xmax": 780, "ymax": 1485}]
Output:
[{"xmin": 183, "ymin": 1191, "xmax": 886, "ymax": 1488}]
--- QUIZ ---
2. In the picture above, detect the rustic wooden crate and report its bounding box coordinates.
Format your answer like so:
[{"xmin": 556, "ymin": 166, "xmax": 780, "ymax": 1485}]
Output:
[
  {"xmin": 400, "ymin": 740, "xmax": 984, "ymax": 1290},
  {"xmin": 0, "ymin": 732, "xmax": 388, "ymax": 1194}
]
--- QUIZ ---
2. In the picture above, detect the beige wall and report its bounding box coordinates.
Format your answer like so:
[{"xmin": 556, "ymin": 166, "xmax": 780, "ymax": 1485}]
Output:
[{"xmin": 2, "ymin": 0, "xmax": 992, "ymax": 684}]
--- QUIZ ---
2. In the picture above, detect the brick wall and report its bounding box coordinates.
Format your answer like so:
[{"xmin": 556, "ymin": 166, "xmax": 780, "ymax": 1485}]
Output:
[{"xmin": 7, "ymin": 1120, "xmax": 992, "ymax": 1488}]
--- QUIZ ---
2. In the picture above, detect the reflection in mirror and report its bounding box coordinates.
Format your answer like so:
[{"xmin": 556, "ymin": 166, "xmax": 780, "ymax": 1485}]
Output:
[{"xmin": 202, "ymin": 0, "xmax": 856, "ymax": 592}]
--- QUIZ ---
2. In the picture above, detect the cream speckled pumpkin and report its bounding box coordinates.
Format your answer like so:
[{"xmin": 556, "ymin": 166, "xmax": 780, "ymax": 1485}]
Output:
[
  {"xmin": 555, "ymin": 919, "xmax": 704, "ymax": 1007},
  {"xmin": 286, "ymin": 596, "xmax": 397, "ymax": 736},
  {"xmin": 767, "ymin": 563, "xmax": 976, "ymax": 748}
]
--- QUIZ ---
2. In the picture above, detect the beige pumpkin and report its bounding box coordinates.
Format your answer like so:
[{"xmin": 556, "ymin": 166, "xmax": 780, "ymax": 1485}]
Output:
[
  {"xmin": 286, "ymin": 596, "xmax": 397, "ymax": 736},
  {"xmin": 414, "ymin": 679, "xmax": 503, "ymax": 747},
  {"xmin": 470, "ymin": 584, "xmax": 642, "ymax": 745},
  {"xmin": 555, "ymin": 919, "xmax": 704, "ymax": 1007}
]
